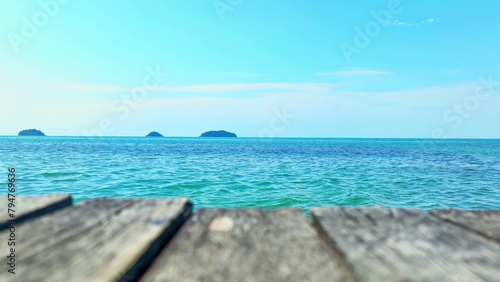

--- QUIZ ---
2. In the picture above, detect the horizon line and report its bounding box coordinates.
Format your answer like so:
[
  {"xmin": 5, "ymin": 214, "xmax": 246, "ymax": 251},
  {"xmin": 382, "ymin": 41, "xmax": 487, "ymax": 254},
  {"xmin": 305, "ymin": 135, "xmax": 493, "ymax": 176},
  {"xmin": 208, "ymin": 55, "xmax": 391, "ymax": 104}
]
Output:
[{"xmin": 2, "ymin": 135, "xmax": 500, "ymax": 140}]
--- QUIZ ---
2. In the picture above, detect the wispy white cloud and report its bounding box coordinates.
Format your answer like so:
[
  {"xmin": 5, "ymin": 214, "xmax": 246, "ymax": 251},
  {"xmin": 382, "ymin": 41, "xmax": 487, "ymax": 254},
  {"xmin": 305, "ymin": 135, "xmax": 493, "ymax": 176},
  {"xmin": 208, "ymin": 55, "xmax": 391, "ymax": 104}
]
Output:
[
  {"xmin": 54, "ymin": 83, "xmax": 132, "ymax": 92},
  {"xmin": 155, "ymin": 83, "xmax": 336, "ymax": 93},
  {"xmin": 314, "ymin": 69, "xmax": 390, "ymax": 77},
  {"xmin": 54, "ymin": 82, "xmax": 338, "ymax": 94},
  {"xmin": 205, "ymin": 71, "xmax": 265, "ymax": 78},
  {"xmin": 388, "ymin": 18, "xmax": 436, "ymax": 26},
  {"xmin": 6, "ymin": 80, "xmax": 499, "ymax": 137},
  {"xmin": 425, "ymin": 18, "xmax": 436, "ymax": 24}
]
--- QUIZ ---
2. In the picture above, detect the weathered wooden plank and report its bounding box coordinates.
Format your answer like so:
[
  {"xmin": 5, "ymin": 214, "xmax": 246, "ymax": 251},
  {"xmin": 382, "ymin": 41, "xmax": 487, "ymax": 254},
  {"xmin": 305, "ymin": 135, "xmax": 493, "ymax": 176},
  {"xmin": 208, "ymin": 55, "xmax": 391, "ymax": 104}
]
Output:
[
  {"xmin": 141, "ymin": 208, "xmax": 351, "ymax": 282},
  {"xmin": 430, "ymin": 209, "xmax": 500, "ymax": 243},
  {"xmin": 0, "ymin": 194, "xmax": 72, "ymax": 230},
  {"xmin": 311, "ymin": 207, "xmax": 500, "ymax": 282},
  {"xmin": 0, "ymin": 198, "xmax": 192, "ymax": 282}
]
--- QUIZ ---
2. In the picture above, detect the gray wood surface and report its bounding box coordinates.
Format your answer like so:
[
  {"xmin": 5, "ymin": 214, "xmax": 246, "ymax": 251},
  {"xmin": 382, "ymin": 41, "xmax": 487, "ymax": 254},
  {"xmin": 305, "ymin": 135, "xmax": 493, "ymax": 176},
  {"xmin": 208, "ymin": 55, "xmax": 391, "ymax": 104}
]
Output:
[
  {"xmin": 0, "ymin": 194, "xmax": 72, "ymax": 230},
  {"xmin": 0, "ymin": 197, "xmax": 192, "ymax": 282},
  {"xmin": 141, "ymin": 208, "xmax": 351, "ymax": 282},
  {"xmin": 311, "ymin": 207, "xmax": 500, "ymax": 282},
  {"xmin": 430, "ymin": 209, "xmax": 500, "ymax": 243}
]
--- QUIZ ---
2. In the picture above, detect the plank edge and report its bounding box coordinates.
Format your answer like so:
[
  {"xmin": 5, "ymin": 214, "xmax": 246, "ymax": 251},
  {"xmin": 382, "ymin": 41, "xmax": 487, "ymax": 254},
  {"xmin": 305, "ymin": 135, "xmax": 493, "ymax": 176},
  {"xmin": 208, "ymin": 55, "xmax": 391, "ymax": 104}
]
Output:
[
  {"xmin": 309, "ymin": 208, "xmax": 356, "ymax": 282},
  {"xmin": 0, "ymin": 194, "xmax": 72, "ymax": 231},
  {"xmin": 120, "ymin": 200, "xmax": 193, "ymax": 282},
  {"xmin": 429, "ymin": 209, "xmax": 500, "ymax": 244}
]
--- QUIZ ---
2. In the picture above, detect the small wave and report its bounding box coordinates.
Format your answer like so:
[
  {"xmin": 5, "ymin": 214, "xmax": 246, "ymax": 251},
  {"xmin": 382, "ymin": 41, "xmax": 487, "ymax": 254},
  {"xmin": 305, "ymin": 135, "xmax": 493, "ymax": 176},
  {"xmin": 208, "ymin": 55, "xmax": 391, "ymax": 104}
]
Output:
[
  {"xmin": 42, "ymin": 172, "xmax": 76, "ymax": 177},
  {"xmin": 51, "ymin": 178, "xmax": 79, "ymax": 183}
]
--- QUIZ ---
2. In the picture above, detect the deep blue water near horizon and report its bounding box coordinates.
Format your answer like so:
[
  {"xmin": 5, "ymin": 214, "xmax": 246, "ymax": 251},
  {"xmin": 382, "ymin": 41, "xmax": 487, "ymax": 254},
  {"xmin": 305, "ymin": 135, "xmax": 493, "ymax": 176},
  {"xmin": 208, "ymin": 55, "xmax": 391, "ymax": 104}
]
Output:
[{"xmin": 1, "ymin": 137, "xmax": 500, "ymax": 211}]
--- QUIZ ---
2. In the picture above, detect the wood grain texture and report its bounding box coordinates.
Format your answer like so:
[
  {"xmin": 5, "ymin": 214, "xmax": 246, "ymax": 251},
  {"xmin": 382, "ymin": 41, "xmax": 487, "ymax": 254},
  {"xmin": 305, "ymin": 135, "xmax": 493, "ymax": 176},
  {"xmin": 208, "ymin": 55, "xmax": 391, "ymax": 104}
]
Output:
[
  {"xmin": 311, "ymin": 207, "xmax": 500, "ymax": 282},
  {"xmin": 0, "ymin": 198, "xmax": 192, "ymax": 282},
  {"xmin": 141, "ymin": 208, "xmax": 350, "ymax": 282},
  {"xmin": 0, "ymin": 194, "xmax": 72, "ymax": 230},
  {"xmin": 430, "ymin": 209, "xmax": 500, "ymax": 243}
]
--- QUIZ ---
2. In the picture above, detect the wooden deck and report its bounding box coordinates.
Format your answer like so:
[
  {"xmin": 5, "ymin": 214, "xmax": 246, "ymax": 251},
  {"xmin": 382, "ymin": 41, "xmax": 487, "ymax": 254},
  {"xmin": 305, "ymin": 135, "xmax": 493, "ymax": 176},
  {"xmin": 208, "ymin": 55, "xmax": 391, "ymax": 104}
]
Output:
[{"xmin": 1, "ymin": 195, "xmax": 499, "ymax": 282}]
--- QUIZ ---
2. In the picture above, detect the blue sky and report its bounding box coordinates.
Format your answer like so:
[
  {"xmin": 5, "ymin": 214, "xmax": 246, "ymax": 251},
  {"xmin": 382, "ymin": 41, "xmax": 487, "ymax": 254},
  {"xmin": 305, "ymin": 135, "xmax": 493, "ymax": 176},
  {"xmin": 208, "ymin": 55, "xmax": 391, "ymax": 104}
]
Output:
[{"xmin": 1, "ymin": 0, "xmax": 499, "ymax": 137}]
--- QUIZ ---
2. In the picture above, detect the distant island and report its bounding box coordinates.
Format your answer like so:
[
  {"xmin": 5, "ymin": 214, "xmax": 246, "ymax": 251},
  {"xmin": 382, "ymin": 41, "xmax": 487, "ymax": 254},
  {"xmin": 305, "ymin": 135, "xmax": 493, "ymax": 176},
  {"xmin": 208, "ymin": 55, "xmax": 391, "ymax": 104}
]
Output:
[
  {"xmin": 18, "ymin": 129, "xmax": 46, "ymax": 136},
  {"xmin": 200, "ymin": 130, "xmax": 237, "ymax": 137},
  {"xmin": 146, "ymin": 131, "xmax": 164, "ymax": 137}
]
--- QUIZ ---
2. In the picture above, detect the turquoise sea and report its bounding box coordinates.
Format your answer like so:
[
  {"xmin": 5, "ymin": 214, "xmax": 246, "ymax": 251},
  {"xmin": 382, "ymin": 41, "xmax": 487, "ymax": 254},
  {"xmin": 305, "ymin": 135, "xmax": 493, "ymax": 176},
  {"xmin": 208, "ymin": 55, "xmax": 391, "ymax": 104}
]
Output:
[{"xmin": 1, "ymin": 137, "xmax": 499, "ymax": 210}]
